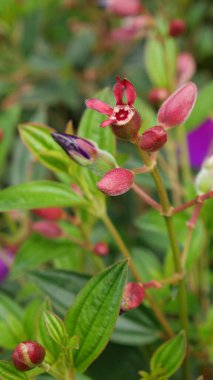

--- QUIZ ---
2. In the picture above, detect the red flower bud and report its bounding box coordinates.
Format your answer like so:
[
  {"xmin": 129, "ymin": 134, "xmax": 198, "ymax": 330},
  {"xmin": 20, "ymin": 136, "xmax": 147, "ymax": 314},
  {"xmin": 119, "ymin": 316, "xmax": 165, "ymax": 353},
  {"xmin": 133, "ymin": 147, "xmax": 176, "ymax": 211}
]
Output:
[
  {"xmin": 169, "ymin": 19, "xmax": 186, "ymax": 37},
  {"xmin": 33, "ymin": 207, "xmax": 63, "ymax": 220},
  {"xmin": 0, "ymin": 128, "xmax": 3, "ymax": 142},
  {"xmin": 148, "ymin": 88, "xmax": 169, "ymax": 105},
  {"xmin": 12, "ymin": 341, "xmax": 46, "ymax": 371},
  {"xmin": 120, "ymin": 282, "xmax": 145, "ymax": 312},
  {"xmin": 93, "ymin": 242, "xmax": 109, "ymax": 256},
  {"xmin": 157, "ymin": 82, "xmax": 197, "ymax": 128},
  {"xmin": 32, "ymin": 221, "xmax": 62, "ymax": 238},
  {"xmin": 139, "ymin": 126, "xmax": 167, "ymax": 152},
  {"xmin": 97, "ymin": 168, "xmax": 134, "ymax": 196}
]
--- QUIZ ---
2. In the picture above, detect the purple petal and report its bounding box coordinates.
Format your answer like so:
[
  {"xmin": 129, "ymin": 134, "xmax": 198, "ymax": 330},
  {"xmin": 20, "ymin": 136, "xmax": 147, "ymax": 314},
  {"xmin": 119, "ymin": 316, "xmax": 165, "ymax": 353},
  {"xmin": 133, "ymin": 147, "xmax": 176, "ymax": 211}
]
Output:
[{"xmin": 187, "ymin": 119, "xmax": 213, "ymax": 169}]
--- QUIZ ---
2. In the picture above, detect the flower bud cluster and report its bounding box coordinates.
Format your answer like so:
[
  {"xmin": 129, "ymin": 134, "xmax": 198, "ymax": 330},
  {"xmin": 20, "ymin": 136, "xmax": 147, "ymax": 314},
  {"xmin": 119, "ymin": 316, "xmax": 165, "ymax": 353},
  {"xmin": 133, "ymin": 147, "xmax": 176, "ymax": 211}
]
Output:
[{"xmin": 12, "ymin": 341, "xmax": 46, "ymax": 371}]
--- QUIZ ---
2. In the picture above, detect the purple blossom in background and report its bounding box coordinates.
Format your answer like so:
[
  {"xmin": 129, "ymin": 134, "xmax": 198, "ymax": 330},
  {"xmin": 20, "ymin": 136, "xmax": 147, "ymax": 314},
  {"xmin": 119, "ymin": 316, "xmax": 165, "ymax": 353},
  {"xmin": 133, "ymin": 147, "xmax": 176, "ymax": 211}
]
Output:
[
  {"xmin": 0, "ymin": 249, "xmax": 13, "ymax": 284},
  {"xmin": 187, "ymin": 119, "xmax": 213, "ymax": 169}
]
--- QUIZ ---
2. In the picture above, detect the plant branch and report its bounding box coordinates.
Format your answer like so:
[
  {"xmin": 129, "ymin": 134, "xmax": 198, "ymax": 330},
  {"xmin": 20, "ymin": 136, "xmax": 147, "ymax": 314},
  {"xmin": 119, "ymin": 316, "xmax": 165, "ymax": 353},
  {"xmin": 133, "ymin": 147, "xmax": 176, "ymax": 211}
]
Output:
[{"xmin": 131, "ymin": 183, "xmax": 162, "ymax": 212}]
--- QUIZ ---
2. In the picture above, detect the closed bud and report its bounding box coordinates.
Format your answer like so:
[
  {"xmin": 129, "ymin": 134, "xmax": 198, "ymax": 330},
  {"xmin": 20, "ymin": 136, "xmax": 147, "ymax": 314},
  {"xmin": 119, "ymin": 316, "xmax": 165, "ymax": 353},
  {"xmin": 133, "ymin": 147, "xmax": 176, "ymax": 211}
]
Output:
[
  {"xmin": 52, "ymin": 132, "xmax": 117, "ymax": 175},
  {"xmin": 12, "ymin": 341, "xmax": 46, "ymax": 371},
  {"xmin": 148, "ymin": 88, "xmax": 169, "ymax": 105},
  {"xmin": 52, "ymin": 133, "xmax": 98, "ymax": 167},
  {"xmin": 97, "ymin": 168, "xmax": 134, "ymax": 196},
  {"xmin": 120, "ymin": 282, "xmax": 145, "ymax": 312},
  {"xmin": 32, "ymin": 221, "xmax": 62, "ymax": 238},
  {"xmin": 120, "ymin": 280, "xmax": 162, "ymax": 313},
  {"xmin": 169, "ymin": 19, "xmax": 186, "ymax": 37},
  {"xmin": 33, "ymin": 207, "xmax": 64, "ymax": 220},
  {"xmin": 139, "ymin": 126, "xmax": 167, "ymax": 152},
  {"xmin": 93, "ymin": 242, "xmax": 109, "ymax": 256},
  {"xmin": 177, "ymin": 52, "xmax": 196, "ymax": 86},
  {"xmin": 195, "ymin": 155, "xmax": 213, "ymax": 194},
  {"xmin": 157, "ymin": 82, "xmax": 197, "ymax": 128}
]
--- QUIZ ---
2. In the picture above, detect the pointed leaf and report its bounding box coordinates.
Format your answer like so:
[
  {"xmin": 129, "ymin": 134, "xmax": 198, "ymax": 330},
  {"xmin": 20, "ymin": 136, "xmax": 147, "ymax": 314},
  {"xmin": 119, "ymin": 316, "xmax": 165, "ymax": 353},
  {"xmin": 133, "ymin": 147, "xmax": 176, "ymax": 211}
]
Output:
[
  {"xmin": 150, "ymin": 331, "xmax": 186, "ymax": 377},
  {"xmin": 44, "ymin": 311, "xmax": 67, "ymax": 346},
  {"xmin": 65, "ymin": 260, "xmax": 128, "ymax": 372},
  {"xmin": 0, "ymin": 361, "xmax": 28, "ymax": 380},
  {"xmin": 0, "ymin": 180, "xmax": 85, "ymax": 212},
  {"xmin": 19, "ymin": 123, "xmax": 70, "ymax": 174}
]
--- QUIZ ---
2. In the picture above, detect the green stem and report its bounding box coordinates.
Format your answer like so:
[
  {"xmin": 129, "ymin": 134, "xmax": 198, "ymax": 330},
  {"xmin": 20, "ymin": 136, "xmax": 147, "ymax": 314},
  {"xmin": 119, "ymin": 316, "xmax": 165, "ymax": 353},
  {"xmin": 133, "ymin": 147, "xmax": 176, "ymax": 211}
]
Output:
[
  {"xmin": 139, "ymin": 149, "xmax": 189, "ymax": 380},
  {"xmin": 101, "ymin": 213, "xmax": 174, "ymax": 338}
]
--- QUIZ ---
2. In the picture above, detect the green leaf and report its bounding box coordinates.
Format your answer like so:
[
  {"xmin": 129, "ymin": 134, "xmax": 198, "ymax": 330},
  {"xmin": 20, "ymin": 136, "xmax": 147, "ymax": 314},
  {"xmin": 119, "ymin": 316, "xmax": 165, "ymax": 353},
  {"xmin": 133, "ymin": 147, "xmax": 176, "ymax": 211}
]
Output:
[
  {"xmin": 44, "ymin": 311, "xmax": 67, "ymax": 346},
  {"xmin": 65, "ymin": 260, "xmax": 128, "ymax": 372},
  {"xmin": 11, "ymin": 234, "xmax": 79, "ymax": 278},
  {"xmin": 35, "ymin": 301, "xmax": 60, "ymax": 364},
  {"xmin": 0, "ymin": 293, "xmax": 26, "ymax": 349},
  {"xmin": 145, "ymin": 38, "xmax": 168, "ymax": 88},
  {"xmin": 19, "ymin": 123, "xmax": 71, "ymax": 174},
  {"xmin": 112, "ymin": 304, "xmax": 160, "ymax": 346},
  {"xmin": 78, "ymin": 88, "xmax": 116, "ymax": 156},
  {"xmin": 150, "ymin": 331, "xmax": 186, "ymax": 377},
  {"xmin": 0, "ymin": 180, "xmax": 85, "ymax": 212},
  {"xmin": 0, "ymin": 106, "xmax": 20, "ymax": 180},
  {"xmin": 26, "ymin": 269, "xmax": 90, "ymax": 315},
  {"xmin": 0, "ymin": 361, "xmax": 28, "ymax": 380},
  {"xmin": 185, "ymin": 81, "xmax": 213, "ymax": 130}
]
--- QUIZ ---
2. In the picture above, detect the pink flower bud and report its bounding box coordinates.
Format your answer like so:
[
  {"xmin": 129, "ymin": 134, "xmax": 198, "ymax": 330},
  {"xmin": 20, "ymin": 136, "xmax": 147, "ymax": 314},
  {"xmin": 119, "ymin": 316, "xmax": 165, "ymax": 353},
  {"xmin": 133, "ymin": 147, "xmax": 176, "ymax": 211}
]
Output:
[
  {"xmin": 120, "ymin": 282, "xmax": 145, "ymax": 312},
  {"xmin": 33, "ymin": 207, "xmax": 64, "ymax": 220},
  {"xmin": 139, "ymin": 126, "xmax": 167, "ymax": 152},
  {"xmin": 148, "ymin": 88, "xmax": 169, "ymax": 104},
  {"xmin": 105, "ymin": 0, "xmax": 141, "ymax": 17},
  {"xmin": 157, "ymin": 82, "xmax": 197, "ymax": 128},
  {"xmin": 97, "ymin": 168, "xmax": 134, "ymax": 196},
  {"xmin": 0, "ymin": 128, "xmax": 3, "ymax": 142},
  {"xmin": 177, "ymin": 52, "xmax": 196, "ymax": 86},
  {"xmin": 93, "ymin": 242, "xmax": 109, "ymax": 256},
  {"xmin": 12, "ymin": 341, "xmax": 46, "ymax": 371},
  {"xmin": 32, "ymin": 221, "xmax": 62, "ymax": 238},
  {"xmin": 169, "ymin": 19, "xmax": 186, "ymax": 37}
]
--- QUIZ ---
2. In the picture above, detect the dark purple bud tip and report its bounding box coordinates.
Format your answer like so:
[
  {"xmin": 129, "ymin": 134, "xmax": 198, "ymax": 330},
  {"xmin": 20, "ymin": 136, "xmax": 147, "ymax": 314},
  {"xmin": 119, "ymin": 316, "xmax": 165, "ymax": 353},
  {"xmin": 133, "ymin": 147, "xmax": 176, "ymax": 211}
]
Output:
[
  {"xmin": 12, "ymin": 341, "xmax": 46, "ymax": 371},
  {"xmin": 139, "ymin": 126, "xmax": 167, "ymax": 152},
  {"xmin": 52, "ymin": 132, "xmax": 98, "ymax": 166}
]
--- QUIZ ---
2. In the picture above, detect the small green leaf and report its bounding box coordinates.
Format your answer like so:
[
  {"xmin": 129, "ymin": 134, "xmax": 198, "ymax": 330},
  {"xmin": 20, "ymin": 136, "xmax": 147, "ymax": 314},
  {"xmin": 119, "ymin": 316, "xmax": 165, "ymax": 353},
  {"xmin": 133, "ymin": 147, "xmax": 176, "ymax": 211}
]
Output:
[
  {"xmin": 150, "ymin": 331, "xmax": 186, "ymax": 377},
  {"xmin": 44, "ymin": 311, "xmax": 67, "ymax": 346},
  {"xmin": 0, "ymin": 361, "xmax": 28, "ymax": 380},
  {"xmin": 19, "ymin": 123, "xmax": 70, "ymax": 174},
  {"xmin": 35, "ymin": 301, "xmax": 60, "ymax": 364},
  {"xmin": 0, "ymin": 180, "xmax": 85, "ymax": 212},
  {"xmin": 65, "ymin": 260, "xmax": 128, "ymax": 372},
  {"xmin": 78, "ymin": 88, "xmax": 116, "ymax": 156},
  {"xmin": 145, "ymin": 38, "xmax": 168, "ymax": 88},
  {"xmin": 67, "ymin": 335, "xmax": 80, "ymax": 350}
]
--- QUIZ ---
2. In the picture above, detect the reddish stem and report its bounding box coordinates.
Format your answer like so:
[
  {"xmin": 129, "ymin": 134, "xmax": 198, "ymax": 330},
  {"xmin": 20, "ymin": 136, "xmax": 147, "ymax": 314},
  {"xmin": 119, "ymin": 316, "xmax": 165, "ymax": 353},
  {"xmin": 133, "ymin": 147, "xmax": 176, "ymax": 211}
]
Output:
[{"xmin": 172, "ymin": 191, "xmax": 213, "ymax": 215}]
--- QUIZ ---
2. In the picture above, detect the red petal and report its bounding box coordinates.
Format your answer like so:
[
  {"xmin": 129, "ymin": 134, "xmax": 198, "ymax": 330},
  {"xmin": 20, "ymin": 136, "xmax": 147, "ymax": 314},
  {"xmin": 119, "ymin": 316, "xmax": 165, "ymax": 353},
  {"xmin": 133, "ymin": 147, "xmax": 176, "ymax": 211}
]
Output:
[
  {"xmin": 123, "ymin": 78, "xmax": 136, "ymax": 105},
  {"xmin": 100, "ymin": 118, "xmax": 114, "ymax": 128},
  {"xmin": 113, "ymin": 77, "xmax": 124, "ymax": 104},
  {"xmin": 85, "ymin": 99, "xmax": 113, "ymax": 116}
]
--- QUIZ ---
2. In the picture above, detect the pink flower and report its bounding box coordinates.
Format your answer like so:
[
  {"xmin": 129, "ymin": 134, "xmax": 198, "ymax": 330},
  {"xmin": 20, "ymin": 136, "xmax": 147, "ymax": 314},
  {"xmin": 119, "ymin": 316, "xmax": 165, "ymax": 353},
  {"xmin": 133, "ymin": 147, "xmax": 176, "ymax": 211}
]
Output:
[
  {"xmin": 86, "ymin": 76, "xmax": 137, "ymax": 128},
  {"xmin": 97, "ymin": 168, "xmax": 134, "ymax": 196},
  {"xmin": 33, "ymin": 207, "xmax": 64, "ymax": 221},
  {"xmin": 32, "ymin": 221, "xmax": 62, "ymax": 238},
  {"xmin": 104, "ymin": 0, "xmax": 141, "ymax": 17},
  {"xmin": 157, "ymin": 82, "xmax": 197, "ymax": 128},
  {"xmin": 110, "ymin": 15, "xmax": 155, "ymax": 42}
]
